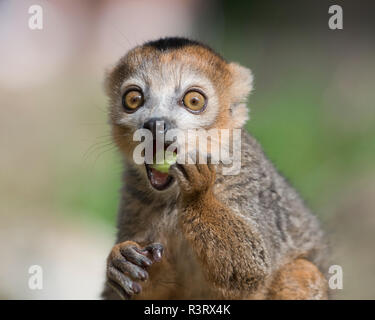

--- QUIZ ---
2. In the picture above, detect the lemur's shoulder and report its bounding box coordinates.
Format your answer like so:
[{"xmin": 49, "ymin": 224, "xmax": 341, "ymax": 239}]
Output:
[{"xmin": 214, "ymin": 130, "xmax": 328, "ymax": 272}]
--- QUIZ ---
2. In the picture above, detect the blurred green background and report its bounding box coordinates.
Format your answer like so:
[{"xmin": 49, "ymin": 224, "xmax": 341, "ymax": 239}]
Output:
[{"xmin": 1, "ymin": 0, "xmax": 374, "ymax": 299}]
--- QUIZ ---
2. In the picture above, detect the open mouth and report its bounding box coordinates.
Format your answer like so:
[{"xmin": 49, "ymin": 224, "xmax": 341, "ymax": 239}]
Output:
[
  {"xmin": 145, "ymin": 164, "xmax": 174, "ymax": 190},
  {"xmin": 145, "ymin": 141, "xmax": 176, "ymax": 191}
]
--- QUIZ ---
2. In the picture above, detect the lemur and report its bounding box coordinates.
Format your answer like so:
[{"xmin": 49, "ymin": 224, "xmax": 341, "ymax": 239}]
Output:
[{"xmin": 101, "ymin": 37, "xmax": 329, "ymax": 300}]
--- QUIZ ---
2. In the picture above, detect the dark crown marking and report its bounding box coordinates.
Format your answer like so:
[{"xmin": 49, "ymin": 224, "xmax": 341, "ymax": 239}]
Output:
[{"xmin": 143, "ymin": 37, "xmax": 226, "ymax": 62}]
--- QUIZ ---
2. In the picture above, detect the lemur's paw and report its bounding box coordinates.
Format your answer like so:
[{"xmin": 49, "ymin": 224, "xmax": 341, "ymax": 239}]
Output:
[
  {"xmin": 106, "ymin": 241, "xmax": 163, "ymax": 299},
  {"xmin": 170, "ymin": 155, "xmax": 216, "ymax": 199}
]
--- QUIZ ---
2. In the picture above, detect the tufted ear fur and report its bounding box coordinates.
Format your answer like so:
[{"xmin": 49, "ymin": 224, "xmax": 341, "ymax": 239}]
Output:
[
  {"xmin": 104, "ymin": 62, "xmax": 124, "ymax": 101},
  {"xmin": 227, "ymin": 62, "xmax": 254, "ymax": 128}
]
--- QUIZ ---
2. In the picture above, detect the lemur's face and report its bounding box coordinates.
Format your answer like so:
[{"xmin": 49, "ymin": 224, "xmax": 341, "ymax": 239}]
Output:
[{"xmin": 106, "ymin": 39, "xmax": 253, "ymax": 191}]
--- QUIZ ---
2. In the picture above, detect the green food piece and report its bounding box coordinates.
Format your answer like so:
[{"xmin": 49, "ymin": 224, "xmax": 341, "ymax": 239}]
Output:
[
  {"xmin": 151, "ymin": 162, "xmax": 170, "ymax": 173},
  {"xmin": 151, "ymin": 151, "xmax": 177, "ymax": 173}
]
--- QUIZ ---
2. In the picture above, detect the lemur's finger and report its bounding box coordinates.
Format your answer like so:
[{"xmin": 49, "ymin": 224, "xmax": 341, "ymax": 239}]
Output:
[
  {"xmin": 195, "ymin": 152, "xmax": 215, "ymax": 177},
  {"xmin": 175, "ymin": 163, "xmax": 189, "ymax": 181},
  {"xmin": 107, "ymin": 278, "xmax": 129, "ymax": 300},
  {"xmin": 107, "ymin": 265, "xmax": 141, "ymax": 297},
  {"xmin": 169, "ymin": 164, "xmax": 191, "ymax": 192},
  {"xmin": 120, "ymin": 245, "xmax": 152, "ymax": 268},
  {"xmin": 196, "ymin": 163, "xmax": 211, "ymax": 178},
  {"xmin": 207, "ymin": 162, "xmax": 216, "ymax": 172},
  {"xmin": 202, "ymin": 154, "xmax": 216, "ymax": 173},
  {"xmin": 112, "ymin": 257, "xmax": 148, "ymax": 281},
  {"xmin": 181, "ymin": 163, "xmax": 200, "ymax": 182},
  {"xmin": 204, "ymin": 155, "xmax": 217, "ymax": 184}
]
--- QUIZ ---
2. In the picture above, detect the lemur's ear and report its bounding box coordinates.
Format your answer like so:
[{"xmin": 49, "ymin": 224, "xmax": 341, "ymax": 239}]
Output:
[
  {"xmin": 104, "ymin": 61, "xmax": 128, "ymax": 100},
  {"xmin": 104, "ymin": 65, "xmax": 118, "ymax": 99},
  {"xmin": 228, "ymin": 62, "xmax": 254, "ymax": 128}
]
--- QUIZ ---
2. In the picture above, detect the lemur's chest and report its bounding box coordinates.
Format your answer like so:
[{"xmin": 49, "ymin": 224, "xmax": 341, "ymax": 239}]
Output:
[{"xmin": 138, "ymin": 206, "xmax": 219, "ymax": 299}]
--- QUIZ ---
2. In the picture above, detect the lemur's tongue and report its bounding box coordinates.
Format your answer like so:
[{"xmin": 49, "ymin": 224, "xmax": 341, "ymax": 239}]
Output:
[{"xmin": 149, "ymin": 168, "xmax": 170, "ymax": 187}]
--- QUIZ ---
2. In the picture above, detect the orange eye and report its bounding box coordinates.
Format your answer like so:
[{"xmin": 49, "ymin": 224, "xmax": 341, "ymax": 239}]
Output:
[
  {"xmin": 122, "ymin": 89, "xmax": 144, "ymax": 112},
  {"xmin": 182, "ymin": 90, "xmax": 206, "ymax": 113}
]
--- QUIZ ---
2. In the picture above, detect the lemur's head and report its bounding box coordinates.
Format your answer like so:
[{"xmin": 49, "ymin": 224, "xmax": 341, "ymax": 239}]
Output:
[{"xmin": 106, "ymin": 37, "xmax": 253, "ymax": 191}]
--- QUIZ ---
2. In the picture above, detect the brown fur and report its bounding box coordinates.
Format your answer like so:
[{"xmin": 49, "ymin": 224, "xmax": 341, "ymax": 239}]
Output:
[
  {"xmin": 267, "ymin": 259, "xmax": 328, "ymax": 299},
  {"xmin": 101, "ymin": 38, "xmax": 329, "ymax": 300}
]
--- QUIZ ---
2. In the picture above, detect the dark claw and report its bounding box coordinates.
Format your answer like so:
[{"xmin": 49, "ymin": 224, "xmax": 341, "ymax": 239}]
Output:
[
  {"xmin": 144, "ymin": 243, "xmax": 164, "ymax": 262},
  {"xmin": 132, "ymin": 282, "xmax": 142, "ymax": 294}
]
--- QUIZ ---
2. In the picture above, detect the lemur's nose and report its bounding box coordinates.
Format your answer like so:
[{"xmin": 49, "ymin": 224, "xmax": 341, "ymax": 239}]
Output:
[{"xmin": 143, "ymin": 117, "xmax": 170, "ymax": 138}]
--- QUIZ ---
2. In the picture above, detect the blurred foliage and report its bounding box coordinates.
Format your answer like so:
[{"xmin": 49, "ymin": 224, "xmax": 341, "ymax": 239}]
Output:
[
  {"xmin": 57, "ymin": 153, "xmax": 121, "ymax": 225},
  {"xmin": 247, "ymin": 80, "xmax": 375, "ymax": 212}
]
